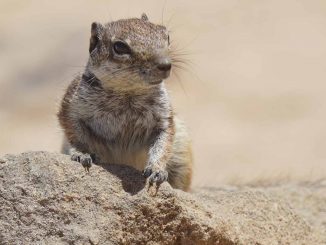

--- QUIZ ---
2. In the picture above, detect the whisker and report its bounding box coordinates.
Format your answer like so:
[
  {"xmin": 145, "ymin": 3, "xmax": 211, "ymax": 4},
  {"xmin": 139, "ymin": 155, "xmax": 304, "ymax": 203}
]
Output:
[
  {"xmin": 171, "ymin": 68, "xmax": 188, "ymax": 97},
  {"xmin": 161, "ymin": 0, "xmax": 168, "ymax": 25},
  {"xmin": 63, "ymin": 64, "xmax": 88, "ymax": 68}
]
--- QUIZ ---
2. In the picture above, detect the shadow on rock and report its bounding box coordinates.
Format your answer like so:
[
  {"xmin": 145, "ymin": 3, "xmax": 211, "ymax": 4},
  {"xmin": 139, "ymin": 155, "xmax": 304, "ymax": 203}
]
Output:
[{"xmin": 99, "ymin": 163, "xmax": 146, "ymax": 195}]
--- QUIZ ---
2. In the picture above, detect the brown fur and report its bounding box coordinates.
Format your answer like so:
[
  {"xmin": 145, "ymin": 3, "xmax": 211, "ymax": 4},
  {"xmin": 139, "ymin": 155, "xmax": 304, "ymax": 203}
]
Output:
[{"xmin": 57, "ymin": 15, "xmax": 192, "ymax": 191}]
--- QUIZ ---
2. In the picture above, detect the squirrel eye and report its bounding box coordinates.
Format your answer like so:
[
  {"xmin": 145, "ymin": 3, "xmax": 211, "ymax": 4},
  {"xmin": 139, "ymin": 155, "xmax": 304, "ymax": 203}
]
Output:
[
  {"xmin": 167, "ymin": 35, "xmax": 170, "ymax": 45},
  {"xmin": 113, "ymin": 41, "xmax": 131, "ymax": 55}
]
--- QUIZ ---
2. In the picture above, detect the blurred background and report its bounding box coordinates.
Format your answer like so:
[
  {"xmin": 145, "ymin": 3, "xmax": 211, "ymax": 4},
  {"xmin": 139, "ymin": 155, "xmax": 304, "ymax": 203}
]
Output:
[{"xmin": 1, "ymin": 0, "xmax": 326, "ymax": 186}]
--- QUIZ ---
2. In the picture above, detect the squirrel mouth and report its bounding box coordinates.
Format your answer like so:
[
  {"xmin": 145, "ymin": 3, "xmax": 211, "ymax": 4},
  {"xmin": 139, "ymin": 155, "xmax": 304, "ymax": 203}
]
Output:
[{"xmin": 149, "ymin": 80, "xmax": 163, "ymax": 85}]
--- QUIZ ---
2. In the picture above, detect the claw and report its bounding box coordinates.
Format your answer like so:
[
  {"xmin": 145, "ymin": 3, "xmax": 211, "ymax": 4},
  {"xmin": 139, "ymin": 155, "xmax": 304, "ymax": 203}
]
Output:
[
  {"xmin": 143, "ymin": 165, "xmax": 168, "ymax": 186},
  {"xmin": 148, "ymin": 170, "xmax": 168, "ymax": 185},
  {"xmin": 71, "ymin": 152, "xmax": 93, "ymax": 172},
  {"xmin": 142, "ymin": 167, "xmax": 152, "ymax": 178}
]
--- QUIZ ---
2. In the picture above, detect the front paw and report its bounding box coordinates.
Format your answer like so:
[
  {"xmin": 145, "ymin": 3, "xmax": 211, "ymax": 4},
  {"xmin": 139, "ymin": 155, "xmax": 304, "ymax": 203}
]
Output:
[
  {"xmin": 143, "ymin": 164, "xmax": 168, "ymax": 185},
  {"xmin": 71, "ymin": 152, "xmax": 92, "ymax": 172}
]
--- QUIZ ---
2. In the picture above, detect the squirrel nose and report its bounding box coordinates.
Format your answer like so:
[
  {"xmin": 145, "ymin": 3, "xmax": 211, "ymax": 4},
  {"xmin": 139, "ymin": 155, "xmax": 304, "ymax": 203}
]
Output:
[{"xmin": 156, "ymin": 59, "xmax": 172, "ymax": 72}]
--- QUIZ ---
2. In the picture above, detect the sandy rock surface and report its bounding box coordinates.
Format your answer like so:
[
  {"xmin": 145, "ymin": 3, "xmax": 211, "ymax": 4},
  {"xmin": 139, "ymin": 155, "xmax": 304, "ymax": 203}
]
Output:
[{"xmin": 0, "ymin": 152, "xmax": 325, "ymax": 244}]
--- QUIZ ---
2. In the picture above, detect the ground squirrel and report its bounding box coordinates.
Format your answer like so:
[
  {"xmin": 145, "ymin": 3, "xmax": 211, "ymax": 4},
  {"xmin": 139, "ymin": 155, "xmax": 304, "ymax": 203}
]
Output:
[{"xmin": 58, "ymin": 14, "xmax": 193, "ymax": 191}]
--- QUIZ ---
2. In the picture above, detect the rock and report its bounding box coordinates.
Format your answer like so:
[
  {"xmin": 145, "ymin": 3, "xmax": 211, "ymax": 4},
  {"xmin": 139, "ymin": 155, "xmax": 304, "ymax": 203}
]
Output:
[{"xmin": 0, "ymin": 151, "xmax": 324, "ymax": 244}]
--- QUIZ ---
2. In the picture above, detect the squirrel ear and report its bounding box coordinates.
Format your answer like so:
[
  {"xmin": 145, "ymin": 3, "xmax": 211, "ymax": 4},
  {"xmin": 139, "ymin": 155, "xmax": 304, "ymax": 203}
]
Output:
[
  {"xmin": 141, "ymin": 13, "xmax": 149, "ymax": 21},
  {"xmin": 89, "ymin": 22, "xmax": 104, "ymax": 53}
]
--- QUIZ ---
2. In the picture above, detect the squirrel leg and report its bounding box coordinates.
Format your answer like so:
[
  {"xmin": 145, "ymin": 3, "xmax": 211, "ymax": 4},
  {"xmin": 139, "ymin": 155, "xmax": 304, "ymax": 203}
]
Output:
[{"xmin": 143, "ymin": 129, "xmax": 173, "ymax": 187}]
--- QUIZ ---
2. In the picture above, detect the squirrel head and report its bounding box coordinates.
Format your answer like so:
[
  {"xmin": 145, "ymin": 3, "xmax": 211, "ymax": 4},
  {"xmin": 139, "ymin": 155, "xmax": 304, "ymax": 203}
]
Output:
[{"xmin": 87, "ymin": 14, "xmax": 171, "ymax": 90}]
